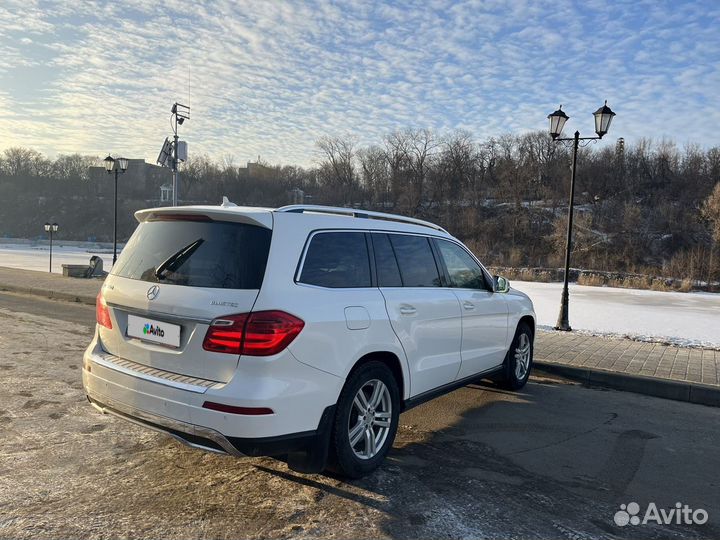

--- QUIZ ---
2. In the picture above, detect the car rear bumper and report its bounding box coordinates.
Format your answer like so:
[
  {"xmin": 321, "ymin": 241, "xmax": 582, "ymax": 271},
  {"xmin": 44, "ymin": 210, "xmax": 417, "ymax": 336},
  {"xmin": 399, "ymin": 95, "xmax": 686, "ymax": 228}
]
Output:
[
  {"xmin": 86, "ymin": 389, "xmax": 336, "ymax": 460},
  {"xmin": 86, "ymin": 389, "xmax": 243, "ymax": 456},
  {"xmin": 82, "ymin": 329, "xmax": 342, "ymax": 463}
]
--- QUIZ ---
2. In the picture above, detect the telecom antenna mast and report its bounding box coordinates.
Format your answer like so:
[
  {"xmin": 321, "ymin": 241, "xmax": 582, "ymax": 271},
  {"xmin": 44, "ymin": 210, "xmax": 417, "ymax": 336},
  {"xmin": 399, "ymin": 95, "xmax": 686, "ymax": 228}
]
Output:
[{"xmin": 170, "ymin": 103, "xmax": 190, "ymax": 206}]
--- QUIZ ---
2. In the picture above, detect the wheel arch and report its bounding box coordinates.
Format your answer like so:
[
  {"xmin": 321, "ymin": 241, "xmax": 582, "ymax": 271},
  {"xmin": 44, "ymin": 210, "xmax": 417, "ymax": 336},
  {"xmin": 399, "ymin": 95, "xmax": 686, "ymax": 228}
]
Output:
[
  {"xmin": 346, "ymin": 351, "xmax": 407, "ymax": 401},
  {"xmin": 518, "ymin": 315, "xmax": 535, "ymax": 339}
]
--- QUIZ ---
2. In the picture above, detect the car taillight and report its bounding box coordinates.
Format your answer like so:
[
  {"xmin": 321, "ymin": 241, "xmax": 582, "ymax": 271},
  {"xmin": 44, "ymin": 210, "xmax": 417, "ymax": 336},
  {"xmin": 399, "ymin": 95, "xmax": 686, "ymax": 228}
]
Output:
[
  {"xmin": 243, "ymin": 310, "xmax": 305, "ymax": 356},
  {"xmin": 202, "ymin": 310, "xmax": 304, "ymax": 356},
  {"xmin": 202, "ymin": 313, "xmax": 249, "ymax": 354},
  {"xmin": 96, "ymin": 291, "xmax": 112, "ymax": 329}
]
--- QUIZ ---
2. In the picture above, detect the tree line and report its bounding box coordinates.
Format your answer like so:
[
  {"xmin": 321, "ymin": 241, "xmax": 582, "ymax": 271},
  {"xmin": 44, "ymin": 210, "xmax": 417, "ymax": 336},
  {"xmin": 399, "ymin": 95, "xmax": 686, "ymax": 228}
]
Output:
[{"xmin": 1, "ymin": 130, "xmax": 719, "ymax": 283}]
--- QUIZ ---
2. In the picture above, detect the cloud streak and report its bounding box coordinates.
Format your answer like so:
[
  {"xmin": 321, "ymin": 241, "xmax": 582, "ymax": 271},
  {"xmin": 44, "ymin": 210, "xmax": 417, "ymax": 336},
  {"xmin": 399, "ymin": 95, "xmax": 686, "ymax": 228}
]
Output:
[{"xmin": 0, "ymin": 0, "xmax": 718, "ymax": 166}]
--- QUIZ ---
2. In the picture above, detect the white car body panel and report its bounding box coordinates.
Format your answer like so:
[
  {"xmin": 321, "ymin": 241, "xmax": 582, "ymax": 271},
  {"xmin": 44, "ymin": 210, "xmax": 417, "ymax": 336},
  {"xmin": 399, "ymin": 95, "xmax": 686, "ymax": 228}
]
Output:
[
  {"xmin": 380, "ymin": 287, "xmax": 462, "ymax": 396},
  {"xmin": 452, "ymin": 288, "xmax": 510, "ymax": 379}
]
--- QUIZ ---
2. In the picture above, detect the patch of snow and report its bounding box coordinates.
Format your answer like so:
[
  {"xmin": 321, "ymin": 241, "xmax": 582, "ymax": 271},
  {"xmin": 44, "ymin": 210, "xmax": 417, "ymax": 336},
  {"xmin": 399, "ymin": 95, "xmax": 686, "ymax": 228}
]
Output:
[
  {"xmin": 0, "ymin": 242, "xmax": 118, "ymax": 274},
  {"xmin": 537, "ymin": 325, "xmax": 719, "ymax": 350},
  {"xmin": 512, "ymin": 281, "xmax": 720, "ymax": 349}
]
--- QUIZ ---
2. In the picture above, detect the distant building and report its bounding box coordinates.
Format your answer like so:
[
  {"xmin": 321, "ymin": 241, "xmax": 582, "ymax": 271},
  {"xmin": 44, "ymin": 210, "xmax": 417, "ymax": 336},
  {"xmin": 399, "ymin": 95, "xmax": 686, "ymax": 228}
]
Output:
[
  {"xmin": 88, "ymin": 159, "xmax": 171, "ymax": 202},
  {"xmin": 238, "ymin": 160, "xmax": 273, "ymax": 178},
  {"xmin": 160, "ymin": 183, "xmax": 173, "ymax": 203}
]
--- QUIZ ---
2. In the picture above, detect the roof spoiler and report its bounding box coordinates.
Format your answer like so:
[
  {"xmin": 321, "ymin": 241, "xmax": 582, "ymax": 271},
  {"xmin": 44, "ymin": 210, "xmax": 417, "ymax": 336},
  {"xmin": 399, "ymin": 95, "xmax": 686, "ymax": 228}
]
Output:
[{"xmin": 135, "ymin": 206, "xmax": 273, "ymax": 229}]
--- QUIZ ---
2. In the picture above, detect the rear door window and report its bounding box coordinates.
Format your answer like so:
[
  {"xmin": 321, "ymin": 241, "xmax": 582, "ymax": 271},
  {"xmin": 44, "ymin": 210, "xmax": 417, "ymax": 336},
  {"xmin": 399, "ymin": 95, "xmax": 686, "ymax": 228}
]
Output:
[
  {"xmin": 372, "ymin": 233, "xmax": 403, "ymax": 287},
  {"xmin": 388, "ymin": 234, "xmax": 441, "ymax": 287},
  {"xmin": 299, "ymin": 232, "xmax": 371, "ymax": 288},
  {"xmin": 111, "ymin": 219, "xmax": 271, "ymax": 289}
]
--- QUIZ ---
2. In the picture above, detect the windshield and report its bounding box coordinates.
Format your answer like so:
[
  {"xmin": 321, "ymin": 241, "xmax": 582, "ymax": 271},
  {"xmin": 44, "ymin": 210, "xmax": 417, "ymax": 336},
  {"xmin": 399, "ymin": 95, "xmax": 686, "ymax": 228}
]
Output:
[{"xmin": 112, "ymin": 219, "xmax": 272, "ymax": 289}]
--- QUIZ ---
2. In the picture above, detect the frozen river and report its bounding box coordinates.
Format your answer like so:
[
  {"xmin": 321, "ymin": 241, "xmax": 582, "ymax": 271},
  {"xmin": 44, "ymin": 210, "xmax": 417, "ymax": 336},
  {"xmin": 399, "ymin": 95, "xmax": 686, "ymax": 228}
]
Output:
[
  {"xmin": 0, "ymin": 242, "xmax": 117, "ymax": 274},
  {"xmin": 512, "ymin": 281, "xmax": 720, "ymax": 348}
]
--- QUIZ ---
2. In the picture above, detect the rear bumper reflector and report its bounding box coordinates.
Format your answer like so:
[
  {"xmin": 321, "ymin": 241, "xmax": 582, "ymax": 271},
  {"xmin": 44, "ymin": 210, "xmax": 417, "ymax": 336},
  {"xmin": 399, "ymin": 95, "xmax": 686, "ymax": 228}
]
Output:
[{"xmin": 202, "ymin": 401, "xmax": 274, "ymax": 415}]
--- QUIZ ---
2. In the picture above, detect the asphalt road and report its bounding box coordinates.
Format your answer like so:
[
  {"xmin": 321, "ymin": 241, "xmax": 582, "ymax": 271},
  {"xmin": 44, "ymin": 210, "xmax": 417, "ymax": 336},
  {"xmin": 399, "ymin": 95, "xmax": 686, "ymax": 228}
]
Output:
[
  {"xmin": 1, "ymin": 292, "xmax": 718, "ymax": 539},
  {"xmin": 0, "ymin": 290, "xmax": 95, "ymax": 327}
]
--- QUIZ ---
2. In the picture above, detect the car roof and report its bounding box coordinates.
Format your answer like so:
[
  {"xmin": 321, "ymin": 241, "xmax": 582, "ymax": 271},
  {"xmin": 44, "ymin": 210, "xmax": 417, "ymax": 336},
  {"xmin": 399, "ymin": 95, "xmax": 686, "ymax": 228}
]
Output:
[{"xmin": 135, "ymin": 199, "xmax": 450, "ymax": 237}]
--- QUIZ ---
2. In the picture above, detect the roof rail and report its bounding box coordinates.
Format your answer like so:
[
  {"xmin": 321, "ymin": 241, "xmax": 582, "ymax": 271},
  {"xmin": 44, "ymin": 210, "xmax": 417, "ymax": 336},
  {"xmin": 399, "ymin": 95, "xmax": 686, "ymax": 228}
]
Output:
[{"xmin": 275, "ymin": 205, "xmax": 448, "ymax": 233}]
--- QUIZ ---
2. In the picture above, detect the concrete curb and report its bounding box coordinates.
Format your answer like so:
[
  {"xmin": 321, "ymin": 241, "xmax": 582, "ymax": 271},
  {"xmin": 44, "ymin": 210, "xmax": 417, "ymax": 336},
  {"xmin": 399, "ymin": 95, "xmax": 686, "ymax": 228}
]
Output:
[
  {"xmin": 0, "ymin": 283, "xmax": 97, "ymax": 306},
  {"xmin": 535, "ymin": 361, "xmax": 720, "ymax": 408}
]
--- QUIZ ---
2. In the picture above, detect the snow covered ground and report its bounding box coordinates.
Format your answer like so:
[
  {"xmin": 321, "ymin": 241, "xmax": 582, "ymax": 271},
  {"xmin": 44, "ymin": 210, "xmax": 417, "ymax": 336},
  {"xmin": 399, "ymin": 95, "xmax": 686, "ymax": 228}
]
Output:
[
  {"xmin": 512, "ymin": 281, "xmax": 720, "ymax": 349},
  {"xmin": 0, "ymin": 242, "xmax": 718, "ymax": 348},
  {"xmin": 0, "ymin": 242, "xmax": 116, "ymax": 274}
]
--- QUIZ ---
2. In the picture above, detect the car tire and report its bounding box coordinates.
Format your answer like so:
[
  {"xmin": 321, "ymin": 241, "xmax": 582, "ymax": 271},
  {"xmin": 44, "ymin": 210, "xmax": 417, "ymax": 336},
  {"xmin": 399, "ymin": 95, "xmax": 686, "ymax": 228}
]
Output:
[
  {"xmin": 330, "ymin": 361, "xmax": 400, "ymax": 478},
  {"xmin": 499, "ymin": 322, "xmax": 533, "ymax": 390}
]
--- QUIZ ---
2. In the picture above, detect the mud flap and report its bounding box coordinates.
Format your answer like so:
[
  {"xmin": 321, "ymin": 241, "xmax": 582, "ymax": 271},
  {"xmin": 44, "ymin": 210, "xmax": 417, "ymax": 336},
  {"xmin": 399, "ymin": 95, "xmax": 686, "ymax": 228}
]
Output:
[{"xmin": 286, "ymin": 405, "xmax": 335, "ymax": 474}]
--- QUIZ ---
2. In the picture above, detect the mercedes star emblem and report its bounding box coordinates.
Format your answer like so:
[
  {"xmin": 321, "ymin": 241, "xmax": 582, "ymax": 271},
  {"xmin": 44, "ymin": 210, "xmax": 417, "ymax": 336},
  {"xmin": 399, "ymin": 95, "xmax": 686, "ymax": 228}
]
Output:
[{"xmin": 147, "ymin": 285, "xmax": 160, "ymax": 300}]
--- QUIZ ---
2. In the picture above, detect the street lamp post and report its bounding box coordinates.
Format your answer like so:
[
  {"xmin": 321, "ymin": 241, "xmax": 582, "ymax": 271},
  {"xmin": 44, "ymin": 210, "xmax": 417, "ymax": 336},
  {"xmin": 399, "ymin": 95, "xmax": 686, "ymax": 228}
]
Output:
[
  {"xmin": 104, "ymin": 155, "xmax": 129, "ymax": 265},
  {"xmin": 44, "ymin": 222, "xmax": 59, "ymax": 273},
  {"xmin": 547, "ymin": 101, "xmax": 616, "ymax": 331}
]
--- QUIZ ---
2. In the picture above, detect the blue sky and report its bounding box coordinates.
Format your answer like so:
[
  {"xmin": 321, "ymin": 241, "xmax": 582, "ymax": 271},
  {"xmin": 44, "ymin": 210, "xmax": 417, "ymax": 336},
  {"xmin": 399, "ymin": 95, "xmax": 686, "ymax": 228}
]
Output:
[{"xmin": 1, "ymin": 0, "xmax": 719, "ymax": 166}]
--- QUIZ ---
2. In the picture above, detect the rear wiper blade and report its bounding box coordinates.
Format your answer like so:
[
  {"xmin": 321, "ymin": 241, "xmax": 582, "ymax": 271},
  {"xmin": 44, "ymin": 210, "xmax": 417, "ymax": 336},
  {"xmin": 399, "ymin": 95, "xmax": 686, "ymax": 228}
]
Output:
[{"xmin": 154, "ymin": 238, "xmax": 204, "ymax": 280}]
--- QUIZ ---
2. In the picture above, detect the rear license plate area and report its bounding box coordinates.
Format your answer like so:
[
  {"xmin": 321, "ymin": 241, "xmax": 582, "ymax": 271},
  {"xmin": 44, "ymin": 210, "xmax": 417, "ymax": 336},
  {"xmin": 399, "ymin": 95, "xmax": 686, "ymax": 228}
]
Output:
[{"xmin": 127, "ymin": 314, "xmax": 181, "ymax": 348}]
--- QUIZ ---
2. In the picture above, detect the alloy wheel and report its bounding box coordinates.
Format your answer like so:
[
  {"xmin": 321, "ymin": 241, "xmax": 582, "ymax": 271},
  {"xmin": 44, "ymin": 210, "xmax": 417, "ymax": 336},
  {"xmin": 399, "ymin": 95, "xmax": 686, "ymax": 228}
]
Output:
[
  {"xmin": 514, "ymin": 333, "xmax": 531, "ymax": 380},
  {"xmin": 348, "ymin": 379, "xmax": 392, "ymax": 460}
]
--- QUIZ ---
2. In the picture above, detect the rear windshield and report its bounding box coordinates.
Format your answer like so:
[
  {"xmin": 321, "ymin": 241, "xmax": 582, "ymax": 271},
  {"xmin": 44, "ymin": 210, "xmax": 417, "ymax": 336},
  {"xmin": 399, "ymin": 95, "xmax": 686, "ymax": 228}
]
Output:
[{"xmin": 112, "ymin": 219, "xmax": 272, "ymax": 289}]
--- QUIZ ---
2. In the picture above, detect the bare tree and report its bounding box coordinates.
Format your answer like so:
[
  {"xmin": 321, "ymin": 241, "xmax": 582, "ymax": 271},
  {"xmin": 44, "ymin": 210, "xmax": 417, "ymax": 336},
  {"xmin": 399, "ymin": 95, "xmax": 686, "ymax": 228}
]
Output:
[
  {"xmin": 357, "ymin": 145, "xmax": 390, "ymax": 207},
  {"xmin": 2, "ymin": 133, "xmax": 720, "ymax": 285},
  {"xmin": 316, "ymin": 136, "xmax": 358, "ymax": 204},
  {"xmin": 382, "ymin": 129, "xmax": 439, "ymax": 214},
  {"xmin": 702, "ymin": 183, "xmax": 720, "ymax": 282}
]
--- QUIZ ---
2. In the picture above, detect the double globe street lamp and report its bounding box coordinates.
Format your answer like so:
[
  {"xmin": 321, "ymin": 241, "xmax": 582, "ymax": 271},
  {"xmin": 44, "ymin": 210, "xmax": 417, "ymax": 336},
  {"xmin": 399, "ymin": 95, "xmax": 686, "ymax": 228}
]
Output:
[
  {"xmin": 547, "ymin": 101, "xmax": 616, "ymax": 331},
  {"xmin": 103, "ymin": 155, "xmax": 129, "ymax": 265},
  {"xmin": 44, "ymin": 222, "xmax": 59, "ymax": 273}
]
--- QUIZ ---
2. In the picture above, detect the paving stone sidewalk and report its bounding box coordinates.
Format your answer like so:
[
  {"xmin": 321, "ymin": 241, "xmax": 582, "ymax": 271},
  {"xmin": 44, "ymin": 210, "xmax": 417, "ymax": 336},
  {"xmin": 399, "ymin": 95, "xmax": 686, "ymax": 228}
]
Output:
[
  {"xmin": 1, "ymin": 266, "xmax": 718, "ymax": 389},
  {"xmin": 535, "ymin": 331, "xmax": 719, "ymax": 386}
]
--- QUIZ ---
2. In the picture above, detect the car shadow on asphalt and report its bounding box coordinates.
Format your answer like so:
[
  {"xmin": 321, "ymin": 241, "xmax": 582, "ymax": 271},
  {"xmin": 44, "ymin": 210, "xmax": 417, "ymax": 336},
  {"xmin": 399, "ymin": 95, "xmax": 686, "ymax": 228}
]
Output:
[
  {"xmin": 253, "ymin": 464, "xmax": 389, "ymax": 512},
  {"xmin": 257, "ymin": 377, "xmax": 719, "ymax": 539}
]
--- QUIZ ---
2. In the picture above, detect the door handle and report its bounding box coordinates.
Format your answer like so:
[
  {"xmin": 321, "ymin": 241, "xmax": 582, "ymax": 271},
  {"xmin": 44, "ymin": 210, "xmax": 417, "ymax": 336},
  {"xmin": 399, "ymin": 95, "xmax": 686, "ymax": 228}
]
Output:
[
  {"xmin": 463, "ymin": 301, "xmax": 475, "ymax": 310},
  {"xmin": 399, "ymin": 305, "xmax": 417, "ymax": 315}
]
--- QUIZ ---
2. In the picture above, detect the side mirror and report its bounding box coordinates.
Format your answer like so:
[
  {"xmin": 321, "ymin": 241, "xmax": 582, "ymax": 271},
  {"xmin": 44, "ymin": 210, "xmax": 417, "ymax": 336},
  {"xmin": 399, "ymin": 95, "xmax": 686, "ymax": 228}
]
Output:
[{"xmin": 494, "ymin": 275, "xmax": 510, "ymax": 293}]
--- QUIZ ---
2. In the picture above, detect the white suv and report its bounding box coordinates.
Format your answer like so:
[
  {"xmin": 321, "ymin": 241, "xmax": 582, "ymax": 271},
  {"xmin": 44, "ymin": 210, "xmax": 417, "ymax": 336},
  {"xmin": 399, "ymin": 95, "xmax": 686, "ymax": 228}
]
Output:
[{"xmin": 83, "ymin": 202, "xmax": 535, "ymax": 477}]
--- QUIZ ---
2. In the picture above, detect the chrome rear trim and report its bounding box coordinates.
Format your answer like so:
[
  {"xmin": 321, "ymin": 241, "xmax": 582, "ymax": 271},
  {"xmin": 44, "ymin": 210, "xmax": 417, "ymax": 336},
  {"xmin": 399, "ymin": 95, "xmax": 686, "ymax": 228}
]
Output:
[
  {"xmin": 107, "ymin": 303, "xmax": 213, "ymax": 325},
  {"xmin": 91, "ymin": 351, "xmax": 224, "ymax": 393},
  {"xmin": 87, "ymin": 390, "xmax": 244, "ymax": 457}
]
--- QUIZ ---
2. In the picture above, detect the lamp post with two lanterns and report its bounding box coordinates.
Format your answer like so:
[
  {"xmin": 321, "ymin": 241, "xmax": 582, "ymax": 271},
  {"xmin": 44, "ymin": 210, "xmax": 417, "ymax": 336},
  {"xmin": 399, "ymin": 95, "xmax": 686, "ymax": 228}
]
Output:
[
  {"xmin": 43, "ymin": 222, "xmax": 59, "ymax": 273},
  {"xmin": 103, "ymin": 155, "xmax": 129, "ymax": 266},
  {"xmin": 547, "ymin": 101, "xmax": 616, "ymax": 331}
]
